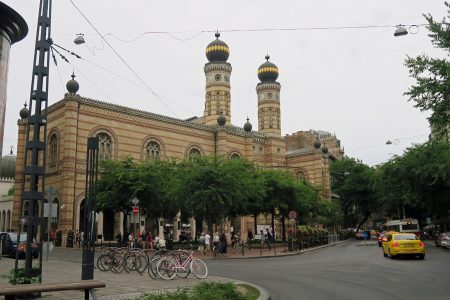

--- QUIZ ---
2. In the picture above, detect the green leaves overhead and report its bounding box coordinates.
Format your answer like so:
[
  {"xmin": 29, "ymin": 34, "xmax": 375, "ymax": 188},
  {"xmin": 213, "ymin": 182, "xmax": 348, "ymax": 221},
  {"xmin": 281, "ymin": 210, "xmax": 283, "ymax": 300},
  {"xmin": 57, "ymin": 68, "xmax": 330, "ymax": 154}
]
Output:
[{"xmin": 404, "ymin": 3, "xmax": 450, "ymax": 140}]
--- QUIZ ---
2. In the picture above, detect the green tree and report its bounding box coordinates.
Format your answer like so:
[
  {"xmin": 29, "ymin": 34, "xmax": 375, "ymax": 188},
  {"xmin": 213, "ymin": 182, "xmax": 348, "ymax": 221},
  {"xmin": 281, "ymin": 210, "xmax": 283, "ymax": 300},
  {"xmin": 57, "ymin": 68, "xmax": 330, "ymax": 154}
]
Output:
[
  {"xmin": 174, "ymin": 156, "xmax": 262, "ymax": 232},
  {"xmin": 404, "ymin": 2, "xmax": 450, "ymax": 140},
  {"xmin": 331, "ymin": 157, "xmax": 377, "ymax": 231},
  {"xmin": 259, "ymin": 169, "xmax": 317, "ymax": 241},
  {"xmin": 96, "ymin": 157, "xmax": 137, "ymax": 233},
  {"xmin": 133, "ymin": 160, "xmax": 179, "ymax": 225},
  {"xmin": 376, "ymin": 141, "xmax": 450, "ymax": 222}
]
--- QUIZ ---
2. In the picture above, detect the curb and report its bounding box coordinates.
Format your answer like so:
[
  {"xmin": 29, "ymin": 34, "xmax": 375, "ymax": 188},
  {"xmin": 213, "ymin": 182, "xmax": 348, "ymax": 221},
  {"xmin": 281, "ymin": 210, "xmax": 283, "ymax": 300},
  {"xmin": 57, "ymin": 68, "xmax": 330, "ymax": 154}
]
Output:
[
  {"xmin": 219, "ymin": 239, "xmax": 350, "ymax": 259},
  {"xmin": 231, "ymin": 279, "xmax": 270, "ymax": 300}
]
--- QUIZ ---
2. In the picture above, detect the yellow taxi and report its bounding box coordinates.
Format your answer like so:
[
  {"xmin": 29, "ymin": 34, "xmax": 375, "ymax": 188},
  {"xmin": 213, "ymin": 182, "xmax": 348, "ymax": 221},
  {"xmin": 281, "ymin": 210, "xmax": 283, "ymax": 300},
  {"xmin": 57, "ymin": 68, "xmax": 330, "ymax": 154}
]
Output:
[{"xmin": 382, "ymin": 232, "xmax": 425, "ymax": 259}]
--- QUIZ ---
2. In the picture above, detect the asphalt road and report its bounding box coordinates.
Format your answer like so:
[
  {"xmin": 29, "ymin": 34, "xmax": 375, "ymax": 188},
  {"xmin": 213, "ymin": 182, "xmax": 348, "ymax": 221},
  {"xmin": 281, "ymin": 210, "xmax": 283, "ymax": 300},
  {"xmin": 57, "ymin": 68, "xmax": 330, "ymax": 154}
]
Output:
[{"xmin": 207, "ymin": 241, "xmax": 450, "ymax": 300}]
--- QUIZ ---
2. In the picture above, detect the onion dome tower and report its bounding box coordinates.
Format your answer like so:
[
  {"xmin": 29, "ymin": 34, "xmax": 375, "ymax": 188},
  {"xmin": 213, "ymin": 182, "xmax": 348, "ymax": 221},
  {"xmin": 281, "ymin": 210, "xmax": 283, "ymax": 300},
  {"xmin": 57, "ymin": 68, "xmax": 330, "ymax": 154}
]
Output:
[
  {"xmin": 256, "ymin": 55, "xmax": 281, "ymax": 137},
  {"xmin": 203, "ymin": 32, "xmax": 232, "ymax": 125}
]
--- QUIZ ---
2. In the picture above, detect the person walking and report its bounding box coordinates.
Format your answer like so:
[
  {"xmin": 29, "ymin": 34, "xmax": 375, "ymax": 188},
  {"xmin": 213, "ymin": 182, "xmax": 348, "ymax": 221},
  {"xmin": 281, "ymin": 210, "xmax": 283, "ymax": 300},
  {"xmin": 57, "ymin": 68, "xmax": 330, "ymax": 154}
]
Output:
[
  {"xmin": 219, "ymin": 233, "xmax": 227, "ymax": 255},
  {"xmin": 198, "ymin": 232, "xmax": 205, "ymax": 253},
  {"xmin": 141, "ymin": 230, "xmax": 147, "ymax": 249},
  {"xmin": 204, "ymin": 232, "xmax": 211, "ymax": 255},
  {"xmin": 265, "ymin": 228, "xmax": 273, "ymax": 250}
]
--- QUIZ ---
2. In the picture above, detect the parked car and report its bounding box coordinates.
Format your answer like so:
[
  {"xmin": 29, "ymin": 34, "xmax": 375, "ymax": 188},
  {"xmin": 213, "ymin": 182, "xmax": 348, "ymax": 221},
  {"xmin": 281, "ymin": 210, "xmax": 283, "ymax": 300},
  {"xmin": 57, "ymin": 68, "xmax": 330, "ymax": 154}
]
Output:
[
  {"xmin": 382, "ymin": 232, "xmax": 425, "ymax": 259},
  {"xmin": 435, "ymin": 232, "xmax": 450, "ymax": 247},
  {"xmin": 0, "ymin": 232, "xmax": 39, "ymax": 259},
  {"xmin": 377, "ymin": 233, "xmax": 385, "ymax": 247},
  {"xmin": 355, "ymin": 232, "xmax": 365, "ymax": 239}
]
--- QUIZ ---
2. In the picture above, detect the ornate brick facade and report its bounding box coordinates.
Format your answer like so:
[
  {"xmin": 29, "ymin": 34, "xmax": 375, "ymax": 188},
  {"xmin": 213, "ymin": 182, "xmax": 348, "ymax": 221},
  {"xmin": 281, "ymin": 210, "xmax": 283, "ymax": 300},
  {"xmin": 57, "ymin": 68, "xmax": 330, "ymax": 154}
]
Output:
[{"xmin": 12, "ymin": 34, "xmax": 343, "ymax": 241}]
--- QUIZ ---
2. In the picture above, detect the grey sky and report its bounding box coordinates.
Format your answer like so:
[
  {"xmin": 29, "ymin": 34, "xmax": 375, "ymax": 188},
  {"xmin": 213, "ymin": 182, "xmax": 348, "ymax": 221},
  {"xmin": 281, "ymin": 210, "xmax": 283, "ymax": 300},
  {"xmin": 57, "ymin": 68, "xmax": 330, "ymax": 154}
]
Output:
[{"xmin": 3, "ymin": 0, "xmax": 446, "ymax": 165}]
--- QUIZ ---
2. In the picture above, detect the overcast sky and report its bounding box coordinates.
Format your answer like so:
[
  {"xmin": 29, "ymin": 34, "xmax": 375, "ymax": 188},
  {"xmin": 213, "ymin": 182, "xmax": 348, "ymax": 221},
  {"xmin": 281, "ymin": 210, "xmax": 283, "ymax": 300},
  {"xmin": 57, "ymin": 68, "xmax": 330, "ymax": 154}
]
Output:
[{"xmin": 2, "ymin": 0, "xmax": 446, "ymax": 165}]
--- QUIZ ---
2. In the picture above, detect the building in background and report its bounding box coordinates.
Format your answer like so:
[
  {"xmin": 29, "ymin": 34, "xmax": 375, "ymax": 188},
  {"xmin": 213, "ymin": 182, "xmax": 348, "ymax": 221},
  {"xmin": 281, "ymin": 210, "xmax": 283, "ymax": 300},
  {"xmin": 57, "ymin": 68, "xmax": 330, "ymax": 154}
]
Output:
[
  {"xmin": 12, "ymin": 33, "xmax": 344, "ymax": 241},
  {"xmin": 0, "ymin": 2, "xmax": 28, "ymax": 158},
  {"xmin": 0, "ymin": 148, "xmax": 16, "ymax": 231}
]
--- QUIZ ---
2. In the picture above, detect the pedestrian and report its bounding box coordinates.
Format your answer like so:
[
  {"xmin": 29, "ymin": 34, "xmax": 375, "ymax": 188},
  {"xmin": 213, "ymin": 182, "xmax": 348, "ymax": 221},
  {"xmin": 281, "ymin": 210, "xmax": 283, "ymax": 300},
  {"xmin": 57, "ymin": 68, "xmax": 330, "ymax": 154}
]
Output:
[
  {"xmin": 116, "ymin": 232, "xmax": 122, "ymax": 246},
  {"xmin": 75, "ymin": 229, "xmax": 81, "ymax": 247},
  {"xmin": 204, "ymin": 232, "xmax": 211, "ymax": 255},
  {"xmin": 247, "ymin": 229, "xmax": 254, "ymax": 241},
  {"xmin": 128, "ymin": 232, "xmax": 134, "ymax": 248},
  {"xmin": 219, "ymin": 233, "xmax": 227, "ymax": 255},
  {"xmin": 198, "ymin": 232, "xmax": 205, "ymax": 253},
  {"xmin": 141, "ymin": 230, "xmax": 147, "ymax": 249},
  {"xmin": 147, "ymin": 231, "xmax": 153, "ymax": 249},
  {"xmin": 265, "ymin": 228, "xmax": 273, "ymax": 250}
]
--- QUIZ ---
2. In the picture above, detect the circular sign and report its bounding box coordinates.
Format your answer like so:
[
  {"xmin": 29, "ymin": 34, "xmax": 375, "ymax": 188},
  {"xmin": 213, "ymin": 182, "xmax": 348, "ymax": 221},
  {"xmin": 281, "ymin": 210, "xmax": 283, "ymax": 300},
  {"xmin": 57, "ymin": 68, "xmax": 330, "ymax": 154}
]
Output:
[
  {"xmin": 132, "ymin": 206, "xmax": 139, "ymax": 215},
  {"xmin": 288, "ymin": 211, "xmax": 297, "ymax": 220}
]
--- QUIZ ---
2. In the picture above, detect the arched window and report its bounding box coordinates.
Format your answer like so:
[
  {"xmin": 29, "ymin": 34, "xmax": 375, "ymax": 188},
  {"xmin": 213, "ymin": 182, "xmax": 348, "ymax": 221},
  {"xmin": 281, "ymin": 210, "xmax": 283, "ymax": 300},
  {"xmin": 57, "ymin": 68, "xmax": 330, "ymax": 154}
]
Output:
[
  {"xmin": 48, "ymin": 133, "xmax": 58, "ymax": 172},
  {"xmin": 230, "ymin": 153, "xmax": 240, "ymax": 159},
  {"xmin": 144, "ymin": 140, "xmax": 161, "ymax": 160},
  {"xmin": 98, "ymin": 133, "xmax": 112, "ymax": 161},
  {"xmin": 23, "ymin": 201, "xmax": 30, "ymax": 217},
  {"xmin": 295, "ymin": 171, "xmax": 306, "ymax": 182},
  {"xmin": 188, "ymin": 148, "xmax": 201, "ymax": 160}
]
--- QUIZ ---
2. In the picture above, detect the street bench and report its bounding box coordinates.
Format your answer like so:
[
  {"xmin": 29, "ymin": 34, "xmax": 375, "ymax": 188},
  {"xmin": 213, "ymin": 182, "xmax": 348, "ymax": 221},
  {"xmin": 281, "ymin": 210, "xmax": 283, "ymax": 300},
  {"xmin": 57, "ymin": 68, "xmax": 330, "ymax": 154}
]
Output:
[{"xmin": 0, "ymin": 280, "xmax": 106, "ymax": 300}]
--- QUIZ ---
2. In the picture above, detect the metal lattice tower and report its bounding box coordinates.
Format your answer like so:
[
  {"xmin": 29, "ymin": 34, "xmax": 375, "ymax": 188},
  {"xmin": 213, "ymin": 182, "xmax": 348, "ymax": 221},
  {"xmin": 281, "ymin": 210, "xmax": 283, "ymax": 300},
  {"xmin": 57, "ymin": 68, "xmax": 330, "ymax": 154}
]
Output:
[{"xmin": 20, "ymin": 0, "xmax": 52, "ymax": 274}]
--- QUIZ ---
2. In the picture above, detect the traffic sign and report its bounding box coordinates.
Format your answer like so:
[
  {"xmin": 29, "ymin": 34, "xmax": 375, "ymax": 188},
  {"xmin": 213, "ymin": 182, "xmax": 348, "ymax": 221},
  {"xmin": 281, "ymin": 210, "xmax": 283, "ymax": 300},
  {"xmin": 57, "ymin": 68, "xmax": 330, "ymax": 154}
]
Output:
[
  {"xmin": 288, "ymin": 210, "xmax": 297, "ymax": 220},
  {"xmin": 132, "ymin": 206, "xmax": 139, "ymax": 215}
]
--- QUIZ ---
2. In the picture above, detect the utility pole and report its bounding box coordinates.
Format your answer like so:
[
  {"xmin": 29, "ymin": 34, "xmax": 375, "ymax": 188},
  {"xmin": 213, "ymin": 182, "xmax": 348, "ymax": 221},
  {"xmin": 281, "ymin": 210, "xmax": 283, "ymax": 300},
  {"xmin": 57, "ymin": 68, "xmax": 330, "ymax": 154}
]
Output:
[
  {"xmin": 82, "ymin": 137, "xmax": 99, "ymax": 290},
  {"xmin": 19, "ymin": 0, "xmax": 52, "ymax": 277}
]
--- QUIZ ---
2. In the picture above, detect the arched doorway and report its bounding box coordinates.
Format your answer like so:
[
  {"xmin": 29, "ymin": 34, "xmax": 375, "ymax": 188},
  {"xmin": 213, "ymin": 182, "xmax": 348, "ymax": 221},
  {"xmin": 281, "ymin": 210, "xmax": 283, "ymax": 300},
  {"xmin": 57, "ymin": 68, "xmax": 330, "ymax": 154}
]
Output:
[
  {"xmin": 1, "ymin": 210, "xmax": 5, "ymax": 231},
  {"xmin": 103, "ymin": 210, "xmax": 115, "ymax": 241},
  {"xmin": 79, "ymin": 199, "xmax": 85, "ymax": 232}
]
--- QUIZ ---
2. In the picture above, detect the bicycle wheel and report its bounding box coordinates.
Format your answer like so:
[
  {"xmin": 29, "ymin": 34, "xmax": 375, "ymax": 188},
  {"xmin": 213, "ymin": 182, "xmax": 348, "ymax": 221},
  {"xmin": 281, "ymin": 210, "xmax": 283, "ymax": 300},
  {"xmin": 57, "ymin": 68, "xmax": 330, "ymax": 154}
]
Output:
[
  {"xmin": 156, "ymin": 258, "xmax": 176, "ymax": 280},
  {"xmin": 136, "ymin": 252, "xmax": 149, "ymax": 274},
  {"xmin": 97, "ymin": 254, "xmax": 113, "ymax": 272},
  {"xmin": 190, "ymin": 258, "xmax": 208, "ymax": 279},
  {"xmin": 125, "ymin": 253, "xmax": 141, "ymax": 273},
  {"xmin": 112, "ymin": 256, "xmax": 126, "ymax": 273},
  {"xmin": 148, "ymin": 257, "xmax": 160, "ymax": 279}
]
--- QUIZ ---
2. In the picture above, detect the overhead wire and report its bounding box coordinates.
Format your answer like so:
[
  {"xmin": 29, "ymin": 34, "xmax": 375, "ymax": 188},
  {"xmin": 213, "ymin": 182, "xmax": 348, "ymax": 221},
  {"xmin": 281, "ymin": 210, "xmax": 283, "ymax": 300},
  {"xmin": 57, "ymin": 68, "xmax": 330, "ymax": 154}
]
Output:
[
  {"xmin": 97, "ymin": 23, "xmax": 428, "ymax": 44},
  {"xmin": 52, "ymin": 42, "xmax": 198, "ymax": 115},
  {"xmin": 346, "ymin": 134, "xmax": 429, "ymax": 151},
  {"xmin": 51, "ymin": 45, "xmax": 116, "ymax": 102},
  {"xmin": 68, "ymin": 0, "xmax": 179, "ymax": 117},
  {"xmin": 50, "ymin": 47, "xmax": 67, "ymax": 95}
]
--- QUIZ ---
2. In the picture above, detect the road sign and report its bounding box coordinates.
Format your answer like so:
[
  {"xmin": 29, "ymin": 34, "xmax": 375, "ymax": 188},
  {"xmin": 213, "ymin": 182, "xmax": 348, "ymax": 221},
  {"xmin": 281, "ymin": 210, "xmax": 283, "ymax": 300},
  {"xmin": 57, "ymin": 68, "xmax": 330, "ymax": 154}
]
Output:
[
  {"xmin": 288, "ymin": 211, "xmax": 297, "ymax": 220},
  {"xmin": 132, "ymin": 206, "xmax": 139, "ymax": 215}
]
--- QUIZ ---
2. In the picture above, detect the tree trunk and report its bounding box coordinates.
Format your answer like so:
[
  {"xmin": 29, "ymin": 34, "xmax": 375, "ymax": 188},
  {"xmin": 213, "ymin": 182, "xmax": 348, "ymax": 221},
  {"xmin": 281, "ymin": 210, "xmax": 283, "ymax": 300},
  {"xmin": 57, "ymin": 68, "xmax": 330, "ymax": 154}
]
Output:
[
  {"xmin": 122, "ymin": 211, "xmax": 128, "ymax": 236},
  {"xmin": 207, "ymin": 214, "xmax": 213, "ymax": 235},
  {"xmin": 253, "ymin": 214, "xmax": 258, "ymax": 235},
  {"xmin": 281, "ymin": 214, "xmax": 286, "ymax": 242}
]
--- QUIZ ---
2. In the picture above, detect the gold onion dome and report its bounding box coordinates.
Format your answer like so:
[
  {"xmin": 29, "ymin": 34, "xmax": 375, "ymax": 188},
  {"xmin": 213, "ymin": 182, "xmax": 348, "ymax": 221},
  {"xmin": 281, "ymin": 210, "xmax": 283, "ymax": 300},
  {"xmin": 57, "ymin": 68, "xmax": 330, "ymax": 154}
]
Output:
[
  {"xmin": 206, "ymin": 32, "xmax": 229, "ymax": 62},
  {"xmin": 257, "ymin": 55, "xmax": 279, "ymax": 82}
]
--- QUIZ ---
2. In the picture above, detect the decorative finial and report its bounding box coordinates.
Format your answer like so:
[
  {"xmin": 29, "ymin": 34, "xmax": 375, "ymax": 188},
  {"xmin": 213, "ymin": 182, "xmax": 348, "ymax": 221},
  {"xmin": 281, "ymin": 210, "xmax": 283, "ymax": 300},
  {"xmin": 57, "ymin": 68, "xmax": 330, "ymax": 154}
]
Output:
[
  {"xmin": 215, "ymin": 31, "xmax": 220, "ymax": 39},
  {"xmin": 243, "ymin": 117, "xmax": 252, "ymax": 133},
  {"xmin": 217, "ymin": 111, "xmax": 226, "ymax": 126},
  {"xmin": 71, "ymin": 71, "xmax": 75, "ymax": 80},
  {"xmin": 9, "ymin": 145, "xmax": 14, "ymax": 155},
  {"xmin": 24, "ymin": 102, "xmax": 27, "ymax": 108},
  {"xmin": 265, "ymin": 54, "xmax": 270, "ymax": 61}
]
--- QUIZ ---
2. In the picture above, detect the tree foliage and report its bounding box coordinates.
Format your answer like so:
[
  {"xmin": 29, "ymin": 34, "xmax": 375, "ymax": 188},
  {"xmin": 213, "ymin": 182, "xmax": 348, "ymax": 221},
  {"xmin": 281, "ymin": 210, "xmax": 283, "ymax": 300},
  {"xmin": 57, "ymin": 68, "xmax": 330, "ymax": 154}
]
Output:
[
  {"xmin": 404, "ymin": 2, "xmax": 450, "ymax": 140},
  {"xmin": 376, "ymin": 141, "xmax": 450, "ymax": 221},
  {"xmin": 330, "ymin": 157, "xmax": 377, "ymax": 230}
]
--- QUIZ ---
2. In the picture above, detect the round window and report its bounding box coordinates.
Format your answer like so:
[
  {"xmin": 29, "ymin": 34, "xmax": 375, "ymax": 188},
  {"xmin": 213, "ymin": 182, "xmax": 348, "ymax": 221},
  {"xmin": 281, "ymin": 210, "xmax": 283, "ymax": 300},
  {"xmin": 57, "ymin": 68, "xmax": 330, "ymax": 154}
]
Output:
[{"xmin": 215, "ymin": 74, "xmax": 221, "ymax": 81}]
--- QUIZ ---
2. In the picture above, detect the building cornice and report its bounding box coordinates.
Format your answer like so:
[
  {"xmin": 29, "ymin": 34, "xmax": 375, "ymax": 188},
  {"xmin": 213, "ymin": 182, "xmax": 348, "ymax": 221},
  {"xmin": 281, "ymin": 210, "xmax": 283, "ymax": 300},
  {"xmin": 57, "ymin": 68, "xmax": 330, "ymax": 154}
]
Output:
[{"xmin": 256, "ymin": 82, "xmax": 281, "ymax": 92}]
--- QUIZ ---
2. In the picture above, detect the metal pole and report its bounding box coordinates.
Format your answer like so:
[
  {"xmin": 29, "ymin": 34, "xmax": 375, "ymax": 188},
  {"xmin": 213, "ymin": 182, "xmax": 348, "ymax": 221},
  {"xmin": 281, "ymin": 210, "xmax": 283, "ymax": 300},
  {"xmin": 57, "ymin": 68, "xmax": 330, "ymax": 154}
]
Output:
[{"xmin": 45, "ymin": 186, "xmax": 55, "ymax": 261}]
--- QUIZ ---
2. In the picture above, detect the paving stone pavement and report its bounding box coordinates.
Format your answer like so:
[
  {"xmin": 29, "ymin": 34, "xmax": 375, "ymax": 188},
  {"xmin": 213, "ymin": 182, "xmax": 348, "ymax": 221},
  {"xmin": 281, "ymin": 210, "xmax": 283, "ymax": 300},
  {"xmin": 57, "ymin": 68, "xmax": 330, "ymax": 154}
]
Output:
[{"xmin": 0, "ymin": 257, "xmax": 230, "ymax": 300}]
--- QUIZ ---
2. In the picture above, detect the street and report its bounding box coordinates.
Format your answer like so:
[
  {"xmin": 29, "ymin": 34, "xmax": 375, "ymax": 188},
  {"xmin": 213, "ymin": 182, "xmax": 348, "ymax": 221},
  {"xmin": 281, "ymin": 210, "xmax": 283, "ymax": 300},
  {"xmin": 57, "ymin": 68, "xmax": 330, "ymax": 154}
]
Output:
[
  {"xmin": 208, "ymin": 240, "xmax": 450, "ymax": 300},
  {"xmin": 1, "ymin": 240, "xmax": 449, "ymax": 300}
]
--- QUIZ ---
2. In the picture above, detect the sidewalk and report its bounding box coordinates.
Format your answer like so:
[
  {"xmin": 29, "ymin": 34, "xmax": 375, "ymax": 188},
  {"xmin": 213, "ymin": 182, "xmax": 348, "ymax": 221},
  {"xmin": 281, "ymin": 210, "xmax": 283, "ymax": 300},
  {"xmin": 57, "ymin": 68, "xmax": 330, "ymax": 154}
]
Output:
[
  {"xmin": 0, "ymin": 241, "xmax": 348, "ymax": 299},
  {"xmin": 0, "ymin": 257, "xmax": 233, "ymax": 300},
  {"xmin": 198, "ymin": 239, "xmax": 350, "ymax": 259}
]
